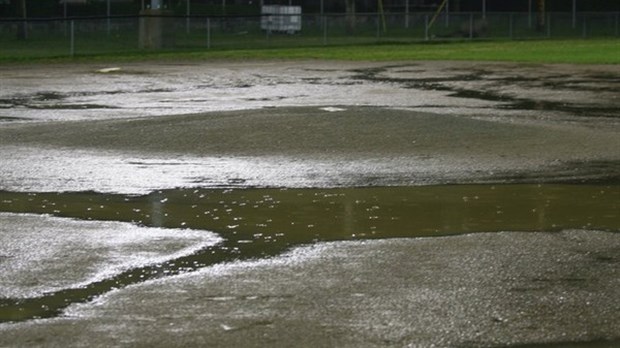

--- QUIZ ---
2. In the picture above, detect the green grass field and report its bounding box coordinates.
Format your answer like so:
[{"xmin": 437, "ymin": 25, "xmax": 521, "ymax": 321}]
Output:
[
  {"xmin": 1, "ymin": 38, "xmax": 618, "ymax": 64},
  {"xmin": 183, "ymin": 39, "xmax": 620, "ymax": 64}
]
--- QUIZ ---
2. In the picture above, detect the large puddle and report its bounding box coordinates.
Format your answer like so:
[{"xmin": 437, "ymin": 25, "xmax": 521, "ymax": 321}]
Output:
[{"xmin": 1, "ymin": 183, "xmax": 618, "ymax": 323}]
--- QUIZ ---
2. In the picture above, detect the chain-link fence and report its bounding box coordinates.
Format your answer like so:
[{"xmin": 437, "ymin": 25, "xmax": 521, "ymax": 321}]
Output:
[{"xmin": 1, "ymin": 12, "xmax": 618, "ymax": 59}]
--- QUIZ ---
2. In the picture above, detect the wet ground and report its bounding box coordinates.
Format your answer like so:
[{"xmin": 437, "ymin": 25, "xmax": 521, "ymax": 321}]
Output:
[{"xmin": 0, "ymin": 60, "xmax": 619, "ymax": 347}]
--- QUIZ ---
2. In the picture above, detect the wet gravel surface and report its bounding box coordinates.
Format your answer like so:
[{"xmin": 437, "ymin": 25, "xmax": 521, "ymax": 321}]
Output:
[
  {"xmin": 1, "ymin": 60, "xmax": 619, "ymax": 124},
  {"xmin": 1, "ymin": 105, "xmax": 619, "ymax": 194},
  {"xmin": 1, "ymin": 230, "xmax": 619, "ymax": 348},
  {"xmin": 1, "ymin": 60, "xmax": 619, "ymax": 347},
  {"xmin": 1, "ymin": 61, "xmax": 620, "ymax": 193},
  {"xmin": 0, "ymin": 213, "xmax": 221, "ymax": 299}
]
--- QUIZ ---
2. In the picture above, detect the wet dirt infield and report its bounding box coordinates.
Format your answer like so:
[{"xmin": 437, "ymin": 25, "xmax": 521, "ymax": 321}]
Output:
[{"xmin": 1, "ymin": 60, "xmax": 619, "ymax": 347}]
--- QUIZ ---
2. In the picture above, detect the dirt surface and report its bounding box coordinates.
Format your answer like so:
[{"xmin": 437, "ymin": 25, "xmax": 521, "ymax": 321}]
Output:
[
  {"xmin": 1, "ymin": 60, "xmax": 619, "ymax": 347},
  {"xmin": 1, "ymin": 60, "xmax": 619, "ymax": 124},
  {"xmin": 1, "ymin": 230, "xmax": 619, "ymax": 348},
  {"xmin": 1, "ymin": 61, "xmax": 620, "ymax": 193}
]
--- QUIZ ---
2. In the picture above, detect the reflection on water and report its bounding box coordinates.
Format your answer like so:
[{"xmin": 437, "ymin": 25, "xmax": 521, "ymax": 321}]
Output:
[{"xmin": 0, "ymin": 184, "xmax": 619, "ymax": 322}]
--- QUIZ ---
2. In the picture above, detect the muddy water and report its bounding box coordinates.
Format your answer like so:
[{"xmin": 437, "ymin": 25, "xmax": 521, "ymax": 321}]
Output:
[{"xmin": 1, "ymin": 184, "xmax": 618, "ymax": 322}]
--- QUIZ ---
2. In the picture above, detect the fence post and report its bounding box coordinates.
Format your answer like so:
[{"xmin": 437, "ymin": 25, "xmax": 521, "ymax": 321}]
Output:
[
  {"xmin": 206, "ymin": 17, "xmax": 211, "ymax": 49},
  {"xmin": 376, "ymin": 14, "xmax": 380, "ymax": 40},
  {"xmin": 323, "ymin": 15, "xmax": 327, "ymax": 45},
  {"xmin": 469, "ymin": 13, "xmax": 474, "ymax": 40},
  {"xmin": 405, "ymin": 0, "xmax": 409, "ymax": 29},
  {"xmin": 63, "ymin": 0, "xmax": 68, "ymax": 37},
  {"xmin": 528, "ymin": 0, "xmax": 532, "ymax": 28},
  {"xmin": 445, "ymin": 0, "xmax": 449, "ymax": 27},
  {"xmin": 425, "ymin": 14, "xmax": 429, "ymax": 41},
  {"xmin": 582, "ymin": 15, "xmax": 587, "ymax": 38},
  {"xmin": 186, "ymin": 0, "xmax": 190, "ymax": 34},
  {"xmin": 70, "ymin": 20, "xmax": 75, "ymax": 57},
  {"xmin": 107, "ymin": 0, "xmax": 111, "ymax": 36},
  {"xmin": 572, "ymin": 0, "xmax": 577, "ymax": 29}
]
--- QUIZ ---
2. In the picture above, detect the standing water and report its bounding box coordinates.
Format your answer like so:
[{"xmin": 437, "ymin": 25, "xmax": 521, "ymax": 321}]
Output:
[{"xmin": 1, "ymin": 184, "xmax": 618, "ymax": 322}]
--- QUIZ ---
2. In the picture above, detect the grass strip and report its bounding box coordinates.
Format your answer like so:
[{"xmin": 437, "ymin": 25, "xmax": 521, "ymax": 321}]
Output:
[{"xmin": 1, "ymin": 39, "xmax": 618, "ymax": 65}]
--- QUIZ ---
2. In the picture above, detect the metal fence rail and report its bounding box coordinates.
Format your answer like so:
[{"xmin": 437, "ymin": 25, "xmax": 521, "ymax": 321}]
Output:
[{"xmin": 1, "ymin": 12, "xmax": 618, "ymax": 59}]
